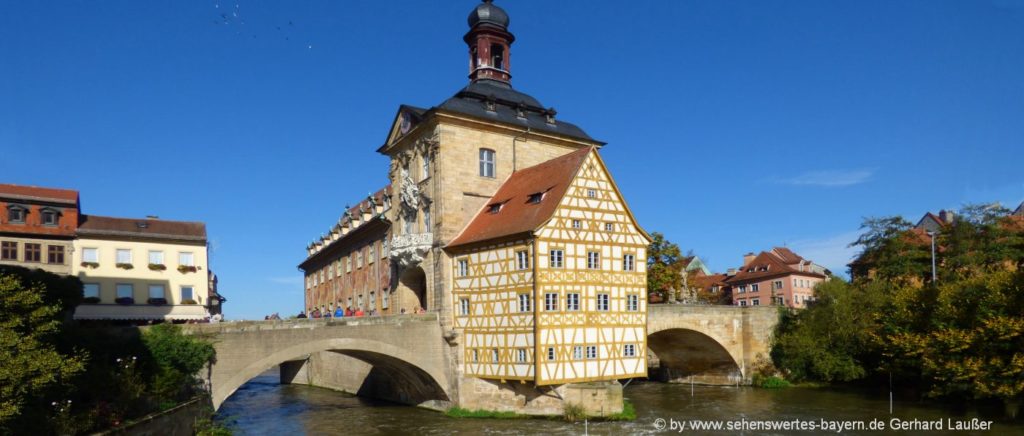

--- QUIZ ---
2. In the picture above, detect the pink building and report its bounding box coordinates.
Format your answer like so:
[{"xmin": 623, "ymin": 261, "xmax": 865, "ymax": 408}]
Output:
[{"xmin": 725, "ymin": 247, "xmax": 830, "ymax": 308}]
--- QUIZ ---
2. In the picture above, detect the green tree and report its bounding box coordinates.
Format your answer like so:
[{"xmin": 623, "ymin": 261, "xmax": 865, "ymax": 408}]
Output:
[
  {"xmin": 0, "ymin": 267, "xmax": 87, "ymax": 432},
  {"xmin": 849, "ymin": 216, "xmax": 930, "ymax": 283},
  {"xmin": 142, "ymin": 324, "xmax": 215, "ymax": 404},
  {"xmin": 647, "ymin": 232, "xmax": 683, "ymax": 302}
]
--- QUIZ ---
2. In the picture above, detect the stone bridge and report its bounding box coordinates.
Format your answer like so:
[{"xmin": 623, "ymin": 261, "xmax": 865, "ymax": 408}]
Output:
[
  {"xmin": 186, "ymin": 306, "xmax": 778, "ymax": 411},
  {"xmin": 182, "ymin": 314, "xmax": 450, "ymax": 411}
]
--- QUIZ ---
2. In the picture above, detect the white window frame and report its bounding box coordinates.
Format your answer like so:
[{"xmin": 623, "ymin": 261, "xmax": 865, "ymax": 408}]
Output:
[
  {"xmin": 587, "ymin": 189, "xmax": 597, "ymax": 198},
  {"xmin": 572, "ymin": 219, "xmax": 581, "ymax": 229},
  {"xmin": 587, "ymin": 251, "xmax": 600, "ymax": 270},
  {"xmin": 573, "ymin": 346, "xmax": 583, "ymax": 360},
  {"xmin": 457, "ymin": 259, "xmax": 469, "ymax": 277},
  {"xmin": 624, "ymin": 344, "xmax": 636, "ymax": 357},
  {"xmin": 116, "ymin": 283, "xmax": 133, "ymax": 299},
  {"xmin": 148, "ymin": 250, "xmax": 164, "ymax": 265},
  {"xmin": 516, "ymin": 348, "xmax": 527, "ymax": 363},
  {"xmin": 626, "ymin": 294, "xmax": 638, "ymax": 311},
  {"xmin": 605, "ymin": 222, "xmax": 613, "ymax": 232},
  {"xmin": 116, "ymin": 249, "xmax": 132, "ymax": 264},
  {"xmin": 148, "ymin": 284, "xmax": 165, "ymax": 299},
  {"xmin": 544, "ymin": 293, "xmax": 559, "ymax": 311},
  {"xmin": 516, "ymin": 250, "xmax": 529, "ymax": 270},
  {"xmin": 479, "ymin": 149, "xmax": 496, "ymax": 178},
  {"xmin": 518, "ymin": 294, "xmax": 531, "ymax": 312},
  {"xmin": 549, "ymin": 249, "xmax": 564, "ymax": 268},
  {"xmin": 83, "ymin": 283, "xmax": 100, "ymax": 299},
  {"xmin": 596, "ymin": 293, "xmax": 610, "ymax": 311},
  {"xmin": 752, "ymin": 298, "xmax": 760, "ymax": 306},
  {"xmin": 181, "ymin": 286, "xmax": 195, "ymax": 301},
  {"xmin": 751, "ymin": 283, "xmax": 760, "ymax": 292},
  {"xmin": 585, "ymin": 345, "xmax": 597, "ymax": 359},
  {"xmin": 566, "ymin": 293, "xmax": 580, "ymax": 311},
  {"xmin": 623, "ymin": 254, "xmax": 635, "ymax": 271},
  {"xmin": 459, "ymin": 297, "xmax": 470, "ymax": 316},
  {"xmin": 492, "ymin": 348, "xmax": 499, "ymax": 363},
  {"xmin": 547, "ymin": 347, "xmax": 556, "ymax": 361},
  {"xmin": 178, "ymin": 251, "xmax": 195, "ymax": 267},
  {"xmin": 82, "ymin": 247, "xmax": 99, "ymax": 263}
]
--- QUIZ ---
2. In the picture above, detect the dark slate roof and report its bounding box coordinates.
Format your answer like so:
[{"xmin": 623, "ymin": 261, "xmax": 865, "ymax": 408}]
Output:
[
  {"xmin": 468, "ymin": 0, "xmax": 510, "ymax": 28},
  {"xmin": 436, "ymin": 80, "xmax": 598, "ymax": 143}
]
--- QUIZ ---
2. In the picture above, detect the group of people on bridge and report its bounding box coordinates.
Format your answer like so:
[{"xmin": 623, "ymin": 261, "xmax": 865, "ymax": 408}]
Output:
[{"xmin": 291, "ymin": 305, "xmax": 426, "ymax": 320}]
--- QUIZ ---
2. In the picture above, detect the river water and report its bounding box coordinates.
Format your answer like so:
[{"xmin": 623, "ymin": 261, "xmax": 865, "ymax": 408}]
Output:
[{"xmin": 215, "ymin": 371, "xmax": 1023, "ymax": 435}]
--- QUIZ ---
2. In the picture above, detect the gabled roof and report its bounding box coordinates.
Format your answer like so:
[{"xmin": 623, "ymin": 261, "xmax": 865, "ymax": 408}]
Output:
[
  {"xmin": 77, "ymin": 215, "xmax": 206, "ymax": 242},
  {"xmin": 0, "ymin": 183, "xmax": 79, "ymax": 206},
  {"xmin": 770, "ymin": 247, "xmax": 804, "ymax": 264},
  {"xmin": 1014, "ymin": 201, "xmax": 1024, "ymax": 217},
  {"xmin": 447, "ymin": 147, "xmax": 592, "ymax": 248}
]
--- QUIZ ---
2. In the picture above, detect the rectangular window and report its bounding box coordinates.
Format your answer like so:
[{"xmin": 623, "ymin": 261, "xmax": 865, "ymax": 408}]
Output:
[
  {"xmin": 422, "ymin": 153, "xmax": 430, "ymax": 180},
  {"xmin": 115, "ymin": 249, "xmax": 131, "ymax": 264},
  {"xmin": 566, "ymin": 293, "xmax": 580, "ymax": 311},
  {"xmin": 516, "ymin": 348, "xmax": 527, "ymax": 363},
  {"xmin": 369, "ymin": 244, "xmax": 376, "ymax": 264},
  {"xmin": 346, "ymin": 257, "xmax": 352, "ymax": 273},
  {"xmin": 624, "ymin": 344, "xmax": 636, "ymax": 357},
  {"xmin": 544, "ymin": 293, "xmax": 559, "ymax": 311},
  {"xmin": 587, "ymin": 251, "xmax": 600, "ymax": 269},
  {"xmin": 596, "ymin": 293, "xmax": 610, "ymax": 311},
  {"xmin": 459, "ymin": 297, "xmax": 470, "ymax": 316},
  {"xmin": 1, "ymin": 241, "xmax": 17, "ymax": 260},
  {"xmin": 82, "ymin": 247, "xmax": 98, "ymax": 263},
  {"xmin": 457, "ymin": 259, "xmax": 469, "ymax": 277},
  {"xmin": 83, "ymin": 283, "xmax": 100, "ymax": 299},
  {"xmin": 752, "ymin": 298, "xmax": 760, "ymax": 306},
  {"xmin": 181, "ymin": 286, "xmax": 195, "ymax": 301},
  {"xmin": 572, "ymin": 219, "xmax": 581, "ymax": 229},
  {"xmin": 491, "ymin": 349, "xmax": 499, "ymax": 363},
  {"xmin": 116, "ymin": 284, "xmax": 133, "ymax": 299},
  {"xmin": 41, "ymin": 210, "xmax": 58, "ymax": 226},
  {"xmin": 382, "ymin": 291, "xmax": 390, "ymax": 309},
  {"xmin": 47, "ymin": 245, "xmax": 64, "ymax": 264},
  {"xmin": 605, "ymin": 222, "xmax": 613, "ymax": 232},
  {"xmin": 739, "ymin": 300, "xmax": 747, "ymax": 307},
  {"xmin": 751, "ymin": 283, "xmax": 760, "ymax": 292},
  {"xmin": 178, "ymin": 251, "xmax": 194, "ymax": 266},
  {"xmin": 547, "ymin": 347, "xmax": 556, "ymax": 361},
  {"xmin": 24, "ymin": 243, "xmax": 41, "ymax": 262},
  {"xmin": 623, "ymin": 254, "xmax": 635, "ymax": 271},
  {"xmin": 738, "ymin": 285, "xmax": 747, "ymax": 294},
  {"xmin": 774, "ymin": 280, "xmax": 783, "ymax": 290},
  {"xmin": 8, "ymin": 207, "xmax": 26, "ymax": 223},
  {"xmin": 573, "ymin": 346, "xmax": 583, "ymax": 360},
  {"xmin": 587, "ymin": 189, "xmax": 597, "ymax": 198},
  {"xmin": 549, "ymin": 249, "xmax": 563, "ymax": 268},
  {"xmin": 148, "ymin": 284, "xmax": 165, "ymax": 299},
  {"xmin": 626, "ymin": 294, "xmax": 639, "ymax": 311},
  {"xmin": 148, "ymin": 250, "xmax": 164, "ymax": 265},
  {"xmin": 585, "ymin": 345, "xmax": 597, "ymax": 359},
  {"xmin": 370, "ymin": 291, "xmax": 377, "ymax": 310},
  {"xmin": 422, "ymin": 207, "xmax": 430, "ymax": 231},
  {"xmin": 479, "ymin": 149, "xmax": 496, "ymax": 178},
  {"xmin": 518, "ymin": 294, "xmax": 531, "ymax": 312},
  {"xmin": 516, "ymin": 250, "xmax": 529, "ymax": 270},
  {"xmin": 472, "ymin": 350, "xmax": 479, "ymax": 363},
  {"xmin": 381, "ymin": 238, "xmax": 389, "ymax": 258},
  {"xmin": 357, "ymin": 251, "xmax": 364, "ymax": 269},
  {"xmin": 337, "ymin": 260, "xmax": 343, "ymax": 277},
  {"xmin": 328, "ymin": 264, "xmax": 334, "ymax": 277}
]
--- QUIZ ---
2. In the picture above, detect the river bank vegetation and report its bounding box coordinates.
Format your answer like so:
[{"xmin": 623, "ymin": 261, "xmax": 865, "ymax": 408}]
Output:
[
  {"xmin": 0, "ymin": 266, "xmax": 217, "ymax": 434},
  {"xmin": 770, "ymin": 205, "xmax": 1024, "ymax": 411}
]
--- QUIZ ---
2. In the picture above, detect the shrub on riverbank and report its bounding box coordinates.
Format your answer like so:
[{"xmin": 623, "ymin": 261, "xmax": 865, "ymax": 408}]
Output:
[
  {"xmin": 445, "ymin": 406, "xmax": 529, "ymax": 419},
  {"xmin": 754, "ymin": 375, "xmax": 792, "ymax": 389},
  {"xmin": 0, "ymin": 266, "xmax": 217, "ymax": 434}
]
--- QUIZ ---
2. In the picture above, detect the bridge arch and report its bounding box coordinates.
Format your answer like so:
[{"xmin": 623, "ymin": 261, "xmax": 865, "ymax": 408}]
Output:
[
  {"xmin": 213, "ymin": 337, "xmax": 449, "ymax": 410},
  {"xmin": 647, "ymin": 327, "xmax": 743, "ymax": 384}
]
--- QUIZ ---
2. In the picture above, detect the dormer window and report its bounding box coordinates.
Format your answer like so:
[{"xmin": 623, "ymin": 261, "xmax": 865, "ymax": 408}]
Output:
[
  {"xmin": 7, "ymin": 205, "xmax": 27, "ymax": 224},
  {"xmin": 527, "ymin": 192, "xmax": 544, "ymax": 204},
  {"xmin": 490, "ymin": 44, "xmax": 505, "ymax": 70},
  {"xmin": 40, "ymin": 208, "xmax": 59, "ymax": 226},
  {"xmin": 487, "ymin": 203, "xmax": 502, "ymax": 214}
]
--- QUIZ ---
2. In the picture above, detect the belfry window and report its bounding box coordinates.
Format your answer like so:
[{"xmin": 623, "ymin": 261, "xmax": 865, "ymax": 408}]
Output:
[
  {"xmin": 479, "ymin": 149, "xmax": 495, "ymax": 178},
  {"xmin": 490, "ymin": 44, "xmax": 505, "ymax": 70}
]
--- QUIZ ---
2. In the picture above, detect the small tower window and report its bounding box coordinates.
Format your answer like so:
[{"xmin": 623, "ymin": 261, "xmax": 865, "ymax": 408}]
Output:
[
  {"xmin": 487, "ymin": 203, "xmax": 502, "ymax": 214},
  {"xmin": 490, "ymin": 44, "xmax": 505, "ymax": 70}
]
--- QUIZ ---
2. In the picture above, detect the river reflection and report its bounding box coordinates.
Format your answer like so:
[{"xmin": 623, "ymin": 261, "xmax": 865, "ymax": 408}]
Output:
[{"xmin": 215, "ymin": 370, "xmax": 1022, "ymax": 435}]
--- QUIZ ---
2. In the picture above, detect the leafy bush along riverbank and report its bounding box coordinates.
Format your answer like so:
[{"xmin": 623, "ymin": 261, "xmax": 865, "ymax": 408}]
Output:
[
  {"xmin": 0, "ymin": 266, "xmax": 216, "ymax": 434},
  {"xmin": 770, "ymin": 205, "xmax": 1024, "ymax": 409}
]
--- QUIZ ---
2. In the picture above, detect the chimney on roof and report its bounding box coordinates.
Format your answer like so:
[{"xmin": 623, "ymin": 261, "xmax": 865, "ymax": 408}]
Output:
[
  {"xmin": 726, "ymin": 268, "xmax": 737, "ymax": 276},
  {"xmin": 742, "ymin": 252, "xmax": 756, "ymax": 266},
  {"xmin": 939, "ymin": 210, "xmax": 955, "ymax": 225}
]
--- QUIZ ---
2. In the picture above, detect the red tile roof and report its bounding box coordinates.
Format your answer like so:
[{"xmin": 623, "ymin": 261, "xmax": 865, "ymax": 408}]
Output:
[
  {"xmin": 0, "ymin": 183, "xmax": 79, "ymax": 205},
  {"xmin": 77, "ymin": 215, "xmax": 206, "ymax": 242},
  {"xmin": 447, "ymin": 147, "xmax": 593, "ymax": 248},
  {"xmin": 725, "ymin": 248, "xmax": 825, "ymax": 284}
]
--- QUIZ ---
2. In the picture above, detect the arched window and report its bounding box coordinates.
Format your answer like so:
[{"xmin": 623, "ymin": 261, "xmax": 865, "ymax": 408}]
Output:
[{"xmin": 479, "ymin": 148, "xmax": 495, "ymax": 178}]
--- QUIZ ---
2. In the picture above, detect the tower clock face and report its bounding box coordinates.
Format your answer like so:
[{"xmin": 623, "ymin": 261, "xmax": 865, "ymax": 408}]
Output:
[{"xmin": 399, "ymin": 112, "xmax": 413, "ymax": 134}]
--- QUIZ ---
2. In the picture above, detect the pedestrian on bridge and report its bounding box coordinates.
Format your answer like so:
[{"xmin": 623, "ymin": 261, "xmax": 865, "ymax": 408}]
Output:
[{"xmin": 334, "ymin": 306, "xmax": 345, "ymax": 318}]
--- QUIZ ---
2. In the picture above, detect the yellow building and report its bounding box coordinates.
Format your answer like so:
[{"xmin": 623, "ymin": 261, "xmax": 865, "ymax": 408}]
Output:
[
  {"xmin": 71, "ymin": 215, "xmax": 215, "ymax": 322},
  {"xmin": 447, "ymin": 147, "xmax": 650, "ymax": 384}
]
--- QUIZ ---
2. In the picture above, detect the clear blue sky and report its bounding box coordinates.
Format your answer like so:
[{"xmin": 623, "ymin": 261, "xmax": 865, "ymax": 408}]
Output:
[{"xmin": 2, "ymin": 1, "xmax": 1022, "ymax": 320}]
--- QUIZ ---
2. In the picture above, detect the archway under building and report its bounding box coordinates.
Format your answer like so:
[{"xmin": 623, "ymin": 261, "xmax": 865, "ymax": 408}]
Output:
[{"xmin": 395, "ymin": 266, "xmax": 427, "ymax": 312}]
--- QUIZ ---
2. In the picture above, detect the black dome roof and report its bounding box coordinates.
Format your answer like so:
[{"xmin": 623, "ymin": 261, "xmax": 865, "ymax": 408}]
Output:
[{"xmin": 468, "ymin": 0, "xmax": 509, "ymax": 29}]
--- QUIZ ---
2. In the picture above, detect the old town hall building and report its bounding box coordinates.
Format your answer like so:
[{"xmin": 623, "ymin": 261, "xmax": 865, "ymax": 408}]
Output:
[{"xmin": 300, "ymin": 0, "xmax": 650, "ymax": 407}]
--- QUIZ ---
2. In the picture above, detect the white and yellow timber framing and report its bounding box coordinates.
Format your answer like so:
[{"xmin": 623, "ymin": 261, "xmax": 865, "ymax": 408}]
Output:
[{"xmin": 450, "ymin": 148, "xmax": 651, "ymax": 385}]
